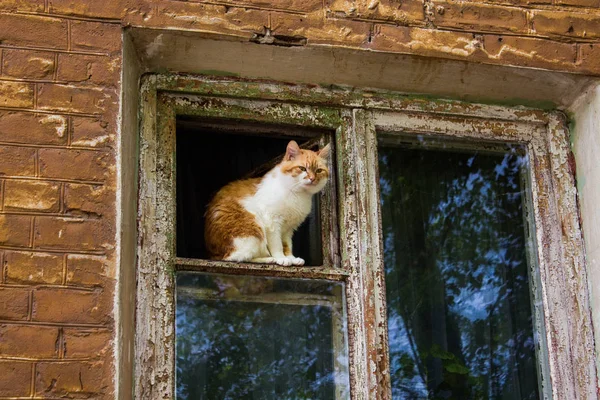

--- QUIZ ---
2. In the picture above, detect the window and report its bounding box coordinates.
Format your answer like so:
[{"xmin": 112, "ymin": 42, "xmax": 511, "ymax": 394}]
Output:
[{"xmin": 135, "ymin": 76, "xmax": 591, "ymax": 399}]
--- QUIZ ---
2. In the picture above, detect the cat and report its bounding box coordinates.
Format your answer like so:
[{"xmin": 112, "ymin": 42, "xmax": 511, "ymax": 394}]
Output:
[{"xmin": 205, "ymin": 140, "xmax": 330, "ymax": 266}]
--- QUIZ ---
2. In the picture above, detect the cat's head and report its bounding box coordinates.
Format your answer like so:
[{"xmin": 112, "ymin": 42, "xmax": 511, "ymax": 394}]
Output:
[{"xmin": 279, "ymin": 140, "xmax": 331, "ymax": 194}]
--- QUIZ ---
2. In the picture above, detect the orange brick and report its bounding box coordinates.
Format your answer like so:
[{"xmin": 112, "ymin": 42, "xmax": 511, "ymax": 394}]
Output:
[
  {"xmin": 32, "ymin": 287, "xmax": 111, "ymax": 324},
  {"xmin": 327, "ymin": 0, "xmax": 424, "ymax": 25},
  {"xmin": 557, "ymin": 0, "xmax": 599, "ymax": 6},
  {"xmin": 66, "ymin": 255, "xmax": 108, "ymax": 287},
  {"xmin": 34, "ymin": 217, "xmax": 111, "ymax": 252},
  {"xmin": 0, "ymin": 287, "xmax": 30, "ymax": 321},
  {"xmin": 71, "ymin": 117, "xmax": 111, "ymax": 148},
  {"xmin": 39, "ymin": 148, "xmax": 110, "ymax": 182},
  {"xmin": 532, "ymin": 10, "xmax": 600, "ymax": 40},
  {"xmin": 0, "ymin": 215, "xmax": 32, "ymax": 247},
  {"xmin": 70, "ymin": 20, "xmax": 122, "ymax": 53},
  {"xmin": 57, "ymin": 54, "xmax": 120, "ymax": 87},
  {"xmin": 0, "ymin": 81, "xmax": 34, "ymax": 108},
  {"xmin": 2, "ymin": 49, "xmax": 56, "ymax": 80},
  {"xmin": 578, "ymin": 43, "xmax": 600, "ymax": 75},
  {"xmin": 432, "ymin": 1, "xmax": 528, "ymax": 34},
  {"xmin": 0, "ymin": 111, "xmax": 68, "ymax": 146},
  {"xmin": 49, "ymin": 0, "xmax": 144, "ymax": 19},
  {"xmin": 35, "ymin": 361, "xmax": 107, "ymax": 397},
  {"xmin": 271, "ymin": 12, "xmax": 371, "ymax": 46},
  {"xmin": 483, "ymin": 35, "xmax": 576, "ymax": 72},
  {"xmin": 63, "ymin": 328, "xmax": 111, "ymax": 358},
  {"xmin": 0, "ymin": 324, "xmax": 59, "ymax": 358},
  {"xmin": 371, "ymin": 25, "xmax": 483, "ymax": 59},
  {"xmin": 0, "ymin": 361, "xmax": 32, "ymax": 396},
  {"xmin": 37, "ymin": 84, "xmax": 115, "ymax": 115},
  {"xmin": 198, "ymin": 0, "xmax": 323, "ymax": 12},
  {"xmin": 4, "ymin": 251, "xmax": 63, "ymax": 285},
  {"xmin": 0, "ymin": 0, "xmax": 45, "ymax": 12},
  {"xmin": 0, "ymin": 146, "xmax": 36, "ymax": 176},
  {"xmin": 135, "ymin": 2, "xmax": 265, "ymax": 38},
  {"xmin": 0, "ymin": 14, "xmax": 68, "ymax": 49},
  {"xmin": 65, "ymin": 183, "xmax": 111, "ymax": 217},
  {"xmin": 4, "ymin": 180, "xmax": 61, "ymax": 213}
]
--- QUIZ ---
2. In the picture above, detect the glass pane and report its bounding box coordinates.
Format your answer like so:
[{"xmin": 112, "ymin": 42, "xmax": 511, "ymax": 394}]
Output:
[
  {"xmin": 176, "ymin": 273, "xmax": 349, "ymax": 399},
  {"xmin": 379, "ymin": 140, "xmax": 540, "ymax": 399}
]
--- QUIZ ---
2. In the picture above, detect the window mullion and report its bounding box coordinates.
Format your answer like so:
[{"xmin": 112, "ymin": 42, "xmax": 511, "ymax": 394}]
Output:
[
  {"xmin": 340, "ymin": 108, "xmax": 391, "ymax": 400},
  {"xmin": 354, "ymin": 109, "xmax": 391, "ymax": 399}
]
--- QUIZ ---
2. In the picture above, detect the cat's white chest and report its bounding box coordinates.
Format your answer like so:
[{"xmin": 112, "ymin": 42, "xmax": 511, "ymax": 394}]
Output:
[{"xmin": 242, "ymin": 172, "xmax": 313, "ymax": 231}]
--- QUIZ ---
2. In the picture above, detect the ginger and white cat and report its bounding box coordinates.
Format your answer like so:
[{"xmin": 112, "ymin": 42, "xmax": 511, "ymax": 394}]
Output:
[{"xmin": 205, "ymin": 140, "xmax": 330, "ymax": 266}]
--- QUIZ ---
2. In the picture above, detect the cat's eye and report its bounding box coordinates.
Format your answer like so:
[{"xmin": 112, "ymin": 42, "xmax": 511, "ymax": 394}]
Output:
[
  {"xmin": 316, "ymin": 168, "xmax": 324, "ymax": 173},
  {"xmin": 298, "ymin": 166, "xmax": 307, "ymax": 172}
]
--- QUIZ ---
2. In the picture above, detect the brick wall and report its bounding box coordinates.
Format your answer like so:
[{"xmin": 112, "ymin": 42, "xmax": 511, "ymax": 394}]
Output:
[{"xmin": 0, "ymin": 0, "xmax": 598, "ymax": 398}]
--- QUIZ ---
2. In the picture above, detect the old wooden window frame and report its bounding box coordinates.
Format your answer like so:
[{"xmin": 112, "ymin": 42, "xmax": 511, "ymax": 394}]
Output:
[{"xmin": 135, "ymin": 74, "xmax": 595, "ymax": 399}]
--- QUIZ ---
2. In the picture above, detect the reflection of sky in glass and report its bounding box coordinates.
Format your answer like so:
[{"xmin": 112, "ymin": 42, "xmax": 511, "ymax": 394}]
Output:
[
  {"xmin": 175, "ymin": 274, "xmax": 349, "ymax": 400},
  {"xmin": 379, "ymin": 144, "xmax": 539, "ymax": 400}
]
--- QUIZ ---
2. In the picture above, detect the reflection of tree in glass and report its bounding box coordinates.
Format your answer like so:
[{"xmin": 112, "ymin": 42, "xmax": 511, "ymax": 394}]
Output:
[
  {"xmin": 176, "ymin": 275, "xmax": 343, "ymax": 400},
  {"xmin": 379, "ymin": 144, "xmax": 539, "ymax": 399}
]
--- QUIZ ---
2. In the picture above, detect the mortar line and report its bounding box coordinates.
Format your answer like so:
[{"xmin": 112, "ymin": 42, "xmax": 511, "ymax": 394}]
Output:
[
  {"xmin": 197, "ymin": 0, "xmax": 307, "ymax": 15},
  {"xmin": 0, "ymin": 44, "xmax": 109, "ymax": 57},
  {"xmin": 29, "ymin": 217, "xmax": 35, "ymax": 249},
  {"xmin": 67, "ymin": 20, "xmax": 72, "ymax": 52},
  {"xmin": 27, "ymin": 289, "xmax": 33, "ymax": 321},
  {"xmin": 0, "ymin": 251, "xmax": 4, "ymax": 284},
  {"xmin": 0, "ymin": 210, "xmax": 102, "ymax": 219},
  {"xmin": 30, "ymin": 362, "xmax": 36, "ymax": 397},
  {"xmin": 60, "ymin": 183, "xmax": 66, "ymax": 214},
  {"xmin": 67, "ymin": 116, "xmax": 72, "ymax": 147},
  {"xmin": 575, "ymin": 43, "xmax": 582, "ymax": 64},
  {"xmin": 33, "ymin": 84, "xmax": 38, "ymax": 110},
  {"xmin": 53, "ymin": 53, "xmax": 59, "ymax": 82},
  {"xmin": 0, "ymin": 245, "xmax": 105, "ymax": 256},
  {"xmin": 62, "ymin": 254, "xmax": 68, "ymax": 286},
  {"xmin": 0, "ymin": 282, "xmax": 100, "ymax": 292},
  {"xmin": 0, "ymin": 106, "xmax": 99, "ymax": 118},
  {"xmin": 17, "ymin": 10, "xmax": 123, "ymax": 23},
  {"xmin": 0, "ymin": 141, "xmax": 107, "ymax": 152},
  {"xmin": 35, "ymin": 149, "xmax": 40, "ymax": 178},
  {"xmin": 0, "ymin": 48, "xmax": 4, "ymax": 76},
  {"xmin": 0, "ymin": 179, "xmax": 5, "ymax": 212},
  {"xmin": 0, "ymin": 320, "xmax": 109, "ymax": 329},
  {"xmin": 0, "ymin": 176, "xmax": 106, "ymax": 186},
  {"xmin": 0, "ymin": 355, "xmax": 106, "ymax": 362},
  {"xmin": 58, "ymin": 327, "xmax": 64, "ymax": 359}
]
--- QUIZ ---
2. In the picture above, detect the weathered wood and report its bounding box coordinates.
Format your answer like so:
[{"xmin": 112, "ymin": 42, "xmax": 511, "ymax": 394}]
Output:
[
  {"xmin": 135, "ymin": 76, "xmax": 177, "ymax": 399},
  {"xmin": 134, "ymin": 74, "xmax": 596, "ymax": 400},
  {"xmin": 337, "ymin": 108, "xmax": 370, "ymax": 400},
  {"xmin": 175, "ymin": 257, "xmax": 348, "ymax": 281},
  {"xmin": 353, "ymin": 110, "xmax": 391, "ymax": 399},
  {"xmin": 154, "ymin": 75, "xmax": 551, "ymax": 124}
]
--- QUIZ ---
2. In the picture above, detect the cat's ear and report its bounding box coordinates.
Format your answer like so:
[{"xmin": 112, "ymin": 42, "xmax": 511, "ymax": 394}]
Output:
[
  {"xmin": 317, "ymin": 143, "xmax": 331, "ymax": 160},
  {"xmin": 285, "ymin": 140, "xmax": 301, "ymax": 161}
]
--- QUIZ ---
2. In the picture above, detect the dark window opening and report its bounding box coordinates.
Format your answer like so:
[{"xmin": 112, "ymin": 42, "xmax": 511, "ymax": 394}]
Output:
[{"xmin": 176, "ymin": 117, "xmax": 332, "ymax": 266}]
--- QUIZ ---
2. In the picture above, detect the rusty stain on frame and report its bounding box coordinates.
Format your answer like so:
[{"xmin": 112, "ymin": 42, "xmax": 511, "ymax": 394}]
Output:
[{"xmin": 135, "ymin": 74, "xmax": 596, "ymax": 400}]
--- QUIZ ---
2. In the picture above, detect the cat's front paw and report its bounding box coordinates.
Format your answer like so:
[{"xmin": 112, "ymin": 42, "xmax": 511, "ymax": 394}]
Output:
[
  {"xmin": 273, "ymin": 257, "xmax": 293, "ymax": 266},
  {"xmin": 286, "ymin": 256, "xmax": 305, "ymax": 266}
]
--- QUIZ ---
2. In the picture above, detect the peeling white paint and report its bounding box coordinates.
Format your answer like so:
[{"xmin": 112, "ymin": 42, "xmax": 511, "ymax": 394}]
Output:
[{"xmin": 40, "ymin": 115, "xmax": 67, "ymax": 138}]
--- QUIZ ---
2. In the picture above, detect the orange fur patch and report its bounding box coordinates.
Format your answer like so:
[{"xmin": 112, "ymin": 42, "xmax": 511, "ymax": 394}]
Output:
[{"xmin": 204, "ymin": 178, "xmax": 263, "ymax": 260}]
